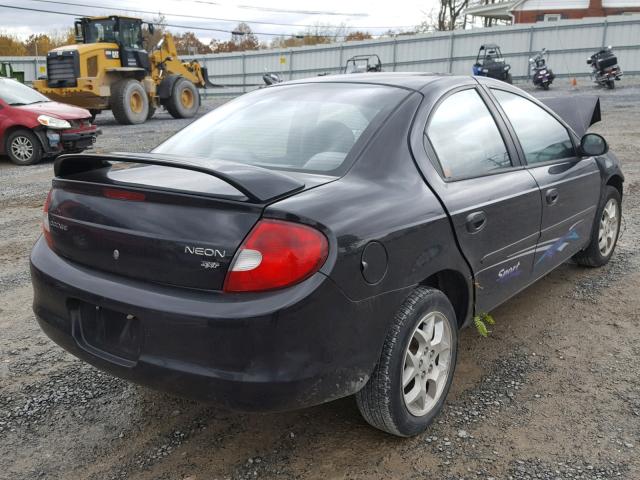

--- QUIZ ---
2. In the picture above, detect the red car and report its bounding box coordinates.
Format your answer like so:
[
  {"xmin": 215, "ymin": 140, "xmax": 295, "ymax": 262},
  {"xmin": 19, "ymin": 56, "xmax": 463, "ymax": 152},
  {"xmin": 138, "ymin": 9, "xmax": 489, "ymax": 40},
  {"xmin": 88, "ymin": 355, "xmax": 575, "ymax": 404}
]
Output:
[{"xmin": 0, "ymin": 77, "xmax": 98, "ymax": 165}]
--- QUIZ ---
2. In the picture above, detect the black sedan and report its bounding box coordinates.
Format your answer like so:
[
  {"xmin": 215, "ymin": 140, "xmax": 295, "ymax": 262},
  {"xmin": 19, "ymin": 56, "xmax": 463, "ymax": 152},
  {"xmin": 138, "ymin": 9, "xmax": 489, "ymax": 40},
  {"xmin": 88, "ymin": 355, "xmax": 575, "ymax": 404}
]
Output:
[{"xmin": 31, "ymin": 74, "xmax": 623, "ymax": 437}]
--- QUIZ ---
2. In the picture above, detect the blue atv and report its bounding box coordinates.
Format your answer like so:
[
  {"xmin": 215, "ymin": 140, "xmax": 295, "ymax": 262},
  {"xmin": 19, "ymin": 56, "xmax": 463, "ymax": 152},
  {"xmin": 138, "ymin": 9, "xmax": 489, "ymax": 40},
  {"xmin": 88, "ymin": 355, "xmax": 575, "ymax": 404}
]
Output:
[{"xmin": 473, "ymin": 44, "xmax": 513, "ymax": 84}]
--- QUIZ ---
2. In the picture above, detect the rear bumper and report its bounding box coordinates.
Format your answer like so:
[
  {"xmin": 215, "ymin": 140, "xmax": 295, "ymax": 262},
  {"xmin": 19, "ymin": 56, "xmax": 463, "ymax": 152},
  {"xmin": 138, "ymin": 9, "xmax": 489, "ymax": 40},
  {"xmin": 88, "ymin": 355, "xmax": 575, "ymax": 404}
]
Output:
[{"xmin": 30, "ymin": 238, "xmax": 404, "ymax": 411}]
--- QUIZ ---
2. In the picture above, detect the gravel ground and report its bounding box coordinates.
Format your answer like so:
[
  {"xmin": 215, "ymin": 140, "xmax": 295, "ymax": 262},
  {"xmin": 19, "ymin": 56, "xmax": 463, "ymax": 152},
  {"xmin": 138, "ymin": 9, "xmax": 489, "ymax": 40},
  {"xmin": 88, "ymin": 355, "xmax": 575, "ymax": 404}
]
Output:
[{"xmin": 1, "ymin": 80, "xmax": 639, "ymax": 480}]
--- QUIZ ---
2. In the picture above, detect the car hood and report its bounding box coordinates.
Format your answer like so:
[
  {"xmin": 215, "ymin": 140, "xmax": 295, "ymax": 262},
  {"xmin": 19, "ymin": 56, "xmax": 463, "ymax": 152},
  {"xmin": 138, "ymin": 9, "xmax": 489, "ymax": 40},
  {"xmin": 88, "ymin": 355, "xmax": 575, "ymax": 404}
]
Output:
[{"xmin": 15, "ymin": 102, "xmax": 90, "ymax": 120}]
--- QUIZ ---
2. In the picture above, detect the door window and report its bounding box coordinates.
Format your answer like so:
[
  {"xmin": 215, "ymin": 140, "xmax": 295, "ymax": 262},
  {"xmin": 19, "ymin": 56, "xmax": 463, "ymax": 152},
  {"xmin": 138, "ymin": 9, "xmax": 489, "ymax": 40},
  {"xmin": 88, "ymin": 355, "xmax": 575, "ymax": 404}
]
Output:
[
  {"xmin": 426, "ymin": 89, "xmax": 511, "ymax": 179},
  {"xmin": 492, "ymin": 90, "xmax": 575, "ymax": 165}
]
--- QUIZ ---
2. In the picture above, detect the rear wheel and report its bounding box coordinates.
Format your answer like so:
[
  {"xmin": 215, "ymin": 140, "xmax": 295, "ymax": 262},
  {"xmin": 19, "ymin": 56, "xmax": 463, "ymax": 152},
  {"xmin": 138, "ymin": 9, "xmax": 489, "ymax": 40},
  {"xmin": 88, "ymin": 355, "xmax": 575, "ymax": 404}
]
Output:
[
  {"xmin": 166, "ymin": 78, "xmax": 200, "ymax": 119},
  {"xmin": 111, "ymin": 79, "xmax": 149, "ymax": 125},
  {"xmin": 606, "ymin": 80, "xmax": 615, "ymax": 90},
  {"xmin": 574, "ymin": 186, "xmax": 621, "ymax": 267},
  {"xmin": 356, "ymin": 287, "xmax": 458, "ymax": 437},
  {"xmin": 6, "ymin": 130, "xmax": 43, "ymax": 165}
]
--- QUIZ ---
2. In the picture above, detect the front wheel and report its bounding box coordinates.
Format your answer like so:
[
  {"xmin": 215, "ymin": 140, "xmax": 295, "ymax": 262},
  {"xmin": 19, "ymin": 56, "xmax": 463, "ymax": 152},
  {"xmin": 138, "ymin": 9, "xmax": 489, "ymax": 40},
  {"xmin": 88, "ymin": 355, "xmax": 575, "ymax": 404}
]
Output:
[
  {"xmin": 111, "ymin": 79, "xmax": 149, "ymax": 125},
  {"xmin": 574, "ymin": 186, "xmax": 621, "ymax": 267},
  {"xmin": 6, "ymin": 130, "xmax": 43, "ymax": 165},
  {"xmin": 505, "ymin": 73, "xmax": 513, "ymax": 84},
  {"xmin": 356, "ymin": 287, "xmax": 458, "ymax": 437},
  {"xmin": 166, "ymin": 78, "xmax": 200, "ymax": 119},
  {"xmin": 606, "ymin": 80, "xmax": 615, "ymax": 90}
]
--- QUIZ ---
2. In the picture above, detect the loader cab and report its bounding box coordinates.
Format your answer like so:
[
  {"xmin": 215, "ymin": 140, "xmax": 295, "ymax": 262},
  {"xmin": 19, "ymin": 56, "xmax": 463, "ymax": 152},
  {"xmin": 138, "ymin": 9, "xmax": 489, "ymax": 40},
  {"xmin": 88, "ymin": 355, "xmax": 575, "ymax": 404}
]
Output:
[{"xmin": 75, "ymin": 16, "xmax": 150, "ymax": 71}]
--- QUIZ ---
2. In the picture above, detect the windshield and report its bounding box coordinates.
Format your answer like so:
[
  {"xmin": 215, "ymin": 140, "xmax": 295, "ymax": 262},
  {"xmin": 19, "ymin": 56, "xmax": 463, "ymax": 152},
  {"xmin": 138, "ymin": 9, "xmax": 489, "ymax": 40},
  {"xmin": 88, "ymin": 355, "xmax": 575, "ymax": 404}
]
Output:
[
  {"xmin": 153, "ymin": 83, "xmax": 408, "ymax": 174},
  {"xmin": 84, "ymin": 19, "xmax": 117, "ymax": 44},
  {"xmin": 119, "ymin": 19, "xmax": 143, "ymax": 49},
  {"xmin": 0, "ymin": 78, "xmax": 50, "ymax": 106},
  {"xmin": 346, "ymin": 60, "xmax": 369, "ymax": 74}
]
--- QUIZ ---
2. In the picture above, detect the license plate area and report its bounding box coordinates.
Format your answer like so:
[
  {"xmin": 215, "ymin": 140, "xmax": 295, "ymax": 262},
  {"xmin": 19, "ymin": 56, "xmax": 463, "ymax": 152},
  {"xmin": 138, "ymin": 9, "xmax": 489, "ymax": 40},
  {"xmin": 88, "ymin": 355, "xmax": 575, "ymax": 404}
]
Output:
[{"xmin": 70, "ymin": 300, "xmax": 141, "ymax": 365}]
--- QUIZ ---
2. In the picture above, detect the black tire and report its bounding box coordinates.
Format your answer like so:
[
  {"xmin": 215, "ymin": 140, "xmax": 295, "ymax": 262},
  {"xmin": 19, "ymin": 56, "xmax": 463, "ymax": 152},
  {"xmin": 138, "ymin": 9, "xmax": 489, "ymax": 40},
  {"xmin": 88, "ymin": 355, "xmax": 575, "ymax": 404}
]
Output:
[
  {"xmin": 111, "ymin": 79, "xmax": 149, "ymax": 125},
  {"xmin": 606, "ymin": 80, "xmax": 615, "ymax": 90},
  {"xmin": 356, "ymin": 287, "xmax": 458, "ymax": 437},
  {"xmin": 574, "ymin": 186, "xmax": 622, "ymax": 267},
  {"xmin": 5, "ymin": 129, "xmax": 43, "ymax": 166},
  {"xmin": 89, "ymin": 109, "xmax": 100, "ymax": 123},
  {"xmin": 166, "ymin": 77, "xmax": 200, "ymax": 119},
  {"xmin": 505, "ymin": 73, "xmax": 513, "ymax": 84},
  {"xmin": 543, "ymin": 83, "xmax": 550, "ymax": 91}
]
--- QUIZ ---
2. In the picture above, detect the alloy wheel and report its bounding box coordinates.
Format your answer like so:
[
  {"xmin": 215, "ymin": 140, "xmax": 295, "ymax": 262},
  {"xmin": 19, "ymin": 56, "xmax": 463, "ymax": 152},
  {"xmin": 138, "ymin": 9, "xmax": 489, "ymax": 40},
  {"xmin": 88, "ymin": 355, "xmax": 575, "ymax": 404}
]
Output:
[
  {"xmin": 402, "ymin": 311, "xmax": 452, "ymax": 417},
  {"xmin": 11, "ymin": 136, "xmax": 34, "ymax": 163},
  {"xmin": 598, "ymin": 198, "xmax": 619, "ymax": 257}
]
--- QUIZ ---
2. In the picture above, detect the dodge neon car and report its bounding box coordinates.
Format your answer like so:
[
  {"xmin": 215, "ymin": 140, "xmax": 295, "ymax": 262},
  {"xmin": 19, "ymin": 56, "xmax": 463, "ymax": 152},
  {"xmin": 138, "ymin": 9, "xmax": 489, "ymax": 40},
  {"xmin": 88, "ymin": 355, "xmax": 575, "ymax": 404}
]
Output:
[
  {"xmin": 31, "ymin": 74, "xmax": 623, "ymax": 437},
  {"xmin": 0, "ymin": 77, "xmax": 97, "ymax": 165}
]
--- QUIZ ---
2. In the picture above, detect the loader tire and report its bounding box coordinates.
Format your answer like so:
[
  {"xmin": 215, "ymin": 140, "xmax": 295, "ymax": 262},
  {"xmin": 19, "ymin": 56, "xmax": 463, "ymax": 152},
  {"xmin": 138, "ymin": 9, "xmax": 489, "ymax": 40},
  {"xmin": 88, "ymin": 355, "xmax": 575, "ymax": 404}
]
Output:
[
  {"xmin": 166, "ymin": 78, "xmax": 200, "ymax": 119},
  {"xmin": 111, "ymin": 79, "xmax": 149, "ymax": 125}
]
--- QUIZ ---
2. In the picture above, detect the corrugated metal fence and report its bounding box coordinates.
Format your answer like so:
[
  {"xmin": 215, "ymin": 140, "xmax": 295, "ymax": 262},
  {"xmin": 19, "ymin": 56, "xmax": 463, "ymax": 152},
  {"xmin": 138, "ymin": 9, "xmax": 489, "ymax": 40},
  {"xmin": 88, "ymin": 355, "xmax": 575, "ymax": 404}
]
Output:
[{"xmin": 2, "ymin": 15, "xmax": 639, "ymax": 97}]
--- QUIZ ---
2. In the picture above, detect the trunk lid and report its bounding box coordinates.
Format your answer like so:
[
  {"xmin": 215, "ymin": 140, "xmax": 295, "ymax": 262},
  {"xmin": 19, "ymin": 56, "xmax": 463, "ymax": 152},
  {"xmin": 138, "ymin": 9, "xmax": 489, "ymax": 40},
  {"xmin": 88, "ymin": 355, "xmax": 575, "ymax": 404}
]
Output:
[{"xmin": 47, "ymin": 154, "xmax": 334, "ymax": 291}]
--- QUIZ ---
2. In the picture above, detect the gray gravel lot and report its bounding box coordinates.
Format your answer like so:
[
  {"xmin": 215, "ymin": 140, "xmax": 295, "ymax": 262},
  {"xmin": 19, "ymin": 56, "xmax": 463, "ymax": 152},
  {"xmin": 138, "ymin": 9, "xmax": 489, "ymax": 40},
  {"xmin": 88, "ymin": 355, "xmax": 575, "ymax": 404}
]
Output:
[{"xmin": 1, "ymin": 80, "xmax": 639, "ymax": 480}]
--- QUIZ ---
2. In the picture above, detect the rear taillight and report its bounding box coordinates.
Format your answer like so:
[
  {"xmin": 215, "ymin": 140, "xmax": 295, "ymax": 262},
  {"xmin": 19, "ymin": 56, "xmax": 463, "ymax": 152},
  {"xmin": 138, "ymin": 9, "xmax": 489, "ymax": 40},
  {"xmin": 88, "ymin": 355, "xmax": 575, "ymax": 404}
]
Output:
[
  {"xmin": 42, "ymin": 190, "xmax": 54, "ymax": 248},
  {"xmin": 224, "ymin": 219, "xmax": 328, "ymax": 293}
]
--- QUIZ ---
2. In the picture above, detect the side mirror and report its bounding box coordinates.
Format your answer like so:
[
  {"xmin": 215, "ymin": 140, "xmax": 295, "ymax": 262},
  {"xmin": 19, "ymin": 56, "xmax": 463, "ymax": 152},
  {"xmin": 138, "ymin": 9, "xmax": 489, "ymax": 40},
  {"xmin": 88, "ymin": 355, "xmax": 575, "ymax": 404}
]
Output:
[
  {"xmin": 586, "ymin": 58, "xmax": 593, "ymax": 64},
  {"xmin": 580, "ymin": 133, "xmax": 608, "ymax": 157}
]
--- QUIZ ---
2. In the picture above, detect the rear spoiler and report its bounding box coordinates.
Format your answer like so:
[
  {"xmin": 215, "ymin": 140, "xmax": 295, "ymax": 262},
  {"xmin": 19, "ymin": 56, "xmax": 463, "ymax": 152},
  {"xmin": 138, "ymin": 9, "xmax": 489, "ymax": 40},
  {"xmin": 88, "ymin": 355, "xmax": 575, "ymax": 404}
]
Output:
[
  {"xmin": 540, "ymin": 95, "xmax": 601, "ymax": 137},
  {"xmin": 54, "ymin": 152, "xmax": 305, "ymax": 203}
]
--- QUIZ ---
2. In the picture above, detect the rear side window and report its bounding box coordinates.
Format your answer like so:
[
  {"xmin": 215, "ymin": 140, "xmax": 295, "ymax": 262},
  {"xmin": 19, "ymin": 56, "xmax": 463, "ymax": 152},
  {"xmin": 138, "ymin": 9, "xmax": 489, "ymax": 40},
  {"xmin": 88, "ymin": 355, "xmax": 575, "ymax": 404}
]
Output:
[
  {"xmin": 153, "ymin": 83, "xmax": 408, "ymax": 174},
  {"xmin": 427, "ymin": 89, "xmax": 511, "ymax": 179},
  {"xmin": 492, "ymin": 90, "xmax": 575, "ymax": 165}
]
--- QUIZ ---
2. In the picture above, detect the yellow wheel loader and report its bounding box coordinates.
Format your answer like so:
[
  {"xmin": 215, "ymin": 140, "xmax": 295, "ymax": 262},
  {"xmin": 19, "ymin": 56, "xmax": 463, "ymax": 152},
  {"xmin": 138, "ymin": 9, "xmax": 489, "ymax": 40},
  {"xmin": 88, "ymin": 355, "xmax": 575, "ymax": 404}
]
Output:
[{"xmin": 33, "ymin": 16, "xmax": 217, "ymax": 125}]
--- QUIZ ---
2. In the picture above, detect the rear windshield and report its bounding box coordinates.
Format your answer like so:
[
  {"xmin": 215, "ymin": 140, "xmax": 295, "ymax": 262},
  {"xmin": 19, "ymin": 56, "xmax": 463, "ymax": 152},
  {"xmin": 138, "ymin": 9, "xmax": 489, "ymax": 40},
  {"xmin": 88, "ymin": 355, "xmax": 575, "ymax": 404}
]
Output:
[{"xmin": 153, "ymin": 83, "xmax": 408, "ymax": 174}]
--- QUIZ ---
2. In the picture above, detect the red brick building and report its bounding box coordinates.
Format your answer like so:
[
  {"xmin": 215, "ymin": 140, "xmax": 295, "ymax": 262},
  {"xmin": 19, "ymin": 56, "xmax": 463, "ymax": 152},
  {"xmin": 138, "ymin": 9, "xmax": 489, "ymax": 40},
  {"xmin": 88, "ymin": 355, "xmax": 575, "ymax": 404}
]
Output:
[{"xmin": 465, "ymin": 0, "xmax": 640, "ymax": 24}]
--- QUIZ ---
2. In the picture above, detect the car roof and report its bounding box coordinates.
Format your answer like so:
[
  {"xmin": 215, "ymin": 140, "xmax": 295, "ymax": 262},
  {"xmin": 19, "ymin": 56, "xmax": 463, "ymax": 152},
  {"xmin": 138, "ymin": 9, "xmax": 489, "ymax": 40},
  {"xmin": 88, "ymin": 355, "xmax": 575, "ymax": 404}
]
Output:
[{"xmin": 281, "ymin": 72, "xmax": 474, "ymax": 92}]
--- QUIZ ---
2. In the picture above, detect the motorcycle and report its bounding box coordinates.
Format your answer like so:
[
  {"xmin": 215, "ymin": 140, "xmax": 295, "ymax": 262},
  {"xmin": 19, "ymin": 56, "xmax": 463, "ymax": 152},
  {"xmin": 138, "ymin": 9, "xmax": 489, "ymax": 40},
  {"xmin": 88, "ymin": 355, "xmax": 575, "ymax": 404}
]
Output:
[
  {"xmin": 262, "ymin": 72, "xmax": 282, "ymax": 86},
  {"xmin": 587, "ymin": 46, "xmax": 623, "ymax": 89},
  {"xmin": 529, "ymin": 48, "xmax": 555, "ymax": 90}
]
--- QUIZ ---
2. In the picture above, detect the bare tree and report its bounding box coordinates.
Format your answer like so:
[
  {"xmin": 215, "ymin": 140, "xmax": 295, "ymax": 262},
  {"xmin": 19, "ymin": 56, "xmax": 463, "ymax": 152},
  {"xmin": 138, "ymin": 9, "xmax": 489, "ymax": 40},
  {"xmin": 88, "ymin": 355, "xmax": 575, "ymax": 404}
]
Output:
[{"xmin": 436, "ymin": 0, "xmax": 471, "ymax": 31}]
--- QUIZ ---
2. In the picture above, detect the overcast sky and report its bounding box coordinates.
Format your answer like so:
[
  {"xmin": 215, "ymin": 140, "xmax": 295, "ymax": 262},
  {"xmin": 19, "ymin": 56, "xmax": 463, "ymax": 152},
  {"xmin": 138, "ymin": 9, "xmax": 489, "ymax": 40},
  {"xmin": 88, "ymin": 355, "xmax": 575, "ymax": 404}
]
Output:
[{"xmin": 0, "ymin": 0, "xmax": 440, "ymax": 43}]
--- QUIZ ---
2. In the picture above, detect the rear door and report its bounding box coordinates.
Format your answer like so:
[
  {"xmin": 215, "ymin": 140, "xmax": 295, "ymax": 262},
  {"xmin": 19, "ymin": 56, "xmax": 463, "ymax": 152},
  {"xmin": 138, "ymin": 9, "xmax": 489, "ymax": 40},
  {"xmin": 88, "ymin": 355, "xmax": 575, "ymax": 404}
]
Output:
[
  {"xmin": 422, "ymin": 86, "xmax": 542, "ymax": 313},
  {"xmin": 488, "ymin": 88, "xmax": 601, "ymax": 278}
]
